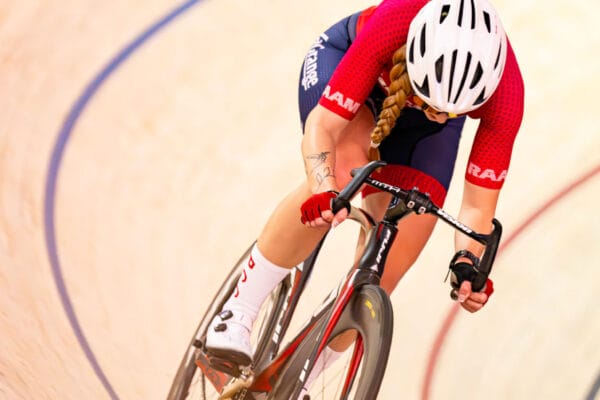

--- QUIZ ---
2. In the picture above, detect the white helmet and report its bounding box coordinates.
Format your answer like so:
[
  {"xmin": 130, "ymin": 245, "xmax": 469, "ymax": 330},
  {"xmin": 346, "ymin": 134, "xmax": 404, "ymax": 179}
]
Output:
[{"xmin": 406, "ymin": 0, "xmax": 508, "ymax": 114}]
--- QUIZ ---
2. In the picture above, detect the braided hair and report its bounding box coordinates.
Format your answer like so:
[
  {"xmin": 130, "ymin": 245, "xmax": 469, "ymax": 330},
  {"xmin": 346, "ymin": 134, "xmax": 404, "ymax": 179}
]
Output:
[{"xmin": 368, "ymin": 44, "xmax": 413, "ymax": 161}]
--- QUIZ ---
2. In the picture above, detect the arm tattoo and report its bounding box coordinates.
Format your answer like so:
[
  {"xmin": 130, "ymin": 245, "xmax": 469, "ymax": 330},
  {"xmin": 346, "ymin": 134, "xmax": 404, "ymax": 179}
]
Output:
[
  {"xmin": 305, "ymin": 152, "xmax": 335, "ymax": 189},
  {"xmin": 315, "ymin": 167, "xmax": 335, "ymax": 187},
  {"xmin": 305, "ymin": 151, "xmax": 330, "ymax": 167}
]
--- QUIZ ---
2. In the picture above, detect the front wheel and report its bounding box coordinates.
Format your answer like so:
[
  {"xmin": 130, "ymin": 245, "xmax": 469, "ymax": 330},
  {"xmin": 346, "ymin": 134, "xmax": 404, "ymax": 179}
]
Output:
[{"xmin": 269, "ymin": 284, "xmax": 394, "ymax": 400}]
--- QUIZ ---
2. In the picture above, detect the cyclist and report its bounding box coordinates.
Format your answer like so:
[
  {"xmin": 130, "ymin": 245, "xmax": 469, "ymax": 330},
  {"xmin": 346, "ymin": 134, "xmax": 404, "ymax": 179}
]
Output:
[{"xmin": 205, "ymin": 0, "xmax": 524, "ymax": 392}]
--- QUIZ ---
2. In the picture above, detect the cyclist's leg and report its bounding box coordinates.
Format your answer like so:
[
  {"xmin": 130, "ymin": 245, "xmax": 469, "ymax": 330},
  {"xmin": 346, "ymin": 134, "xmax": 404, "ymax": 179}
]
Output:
[
  {"xmin": 258, "ymin": 106, "xmax": 372, "ymax": 266},
  {"xmin": 206, "ymin": 102, "xmax": 372, "ymax": 368},
  {"xmin": 205, "ymin": 111, "xmax": 371, "ymax": 368},
  {"xmin": 205, "ymin": 244, "xmax": 291, "ymax": 365},
  {"xmin": 206, "ymin": 13, "xmax": 374, "ymax": 369}
]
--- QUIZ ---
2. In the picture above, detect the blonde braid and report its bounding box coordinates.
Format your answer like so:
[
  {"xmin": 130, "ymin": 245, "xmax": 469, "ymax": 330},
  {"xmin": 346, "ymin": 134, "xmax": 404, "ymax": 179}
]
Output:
[{"xmin": 368, "ymin": 44, "xmax": 413, "ymax": 161}]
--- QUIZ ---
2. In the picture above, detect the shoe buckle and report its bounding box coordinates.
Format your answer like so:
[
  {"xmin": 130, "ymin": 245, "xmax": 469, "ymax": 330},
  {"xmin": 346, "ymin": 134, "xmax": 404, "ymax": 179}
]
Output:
[{"xmin": 218, "ymin": 309, "xmax": 233, "ymax": 320}]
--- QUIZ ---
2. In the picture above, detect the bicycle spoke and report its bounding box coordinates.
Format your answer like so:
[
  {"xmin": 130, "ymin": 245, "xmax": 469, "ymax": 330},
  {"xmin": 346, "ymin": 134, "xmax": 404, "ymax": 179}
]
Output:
[{"xmin": 303, "ymin": 351, "xmax": 364, "ymax": 400}]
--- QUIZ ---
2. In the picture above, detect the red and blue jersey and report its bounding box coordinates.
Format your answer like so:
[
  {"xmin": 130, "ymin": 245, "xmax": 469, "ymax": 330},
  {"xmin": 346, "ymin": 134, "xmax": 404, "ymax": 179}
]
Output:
[{"xmin": 318, "ymin": 0, "xmax": 525, "ymax": 189}]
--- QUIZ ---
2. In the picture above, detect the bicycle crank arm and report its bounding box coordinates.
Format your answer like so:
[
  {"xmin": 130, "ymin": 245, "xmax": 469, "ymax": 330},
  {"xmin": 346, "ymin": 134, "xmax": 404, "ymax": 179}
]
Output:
[{"xmin": 218, "ymin": 369, "xmax": 254, "ymax": 400}]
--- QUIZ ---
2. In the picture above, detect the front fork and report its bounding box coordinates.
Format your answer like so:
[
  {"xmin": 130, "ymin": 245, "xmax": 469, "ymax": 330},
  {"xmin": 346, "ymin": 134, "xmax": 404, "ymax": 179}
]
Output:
[{"xmin": 290, "ymin": 219, "xmax": 400, "ymax": 397}]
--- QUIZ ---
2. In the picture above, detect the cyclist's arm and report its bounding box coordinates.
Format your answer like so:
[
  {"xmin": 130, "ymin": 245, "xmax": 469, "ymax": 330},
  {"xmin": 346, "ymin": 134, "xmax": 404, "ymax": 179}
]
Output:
[
  {"xmin": 454, "ymin": 181, "xmax": 500, "ymax": 310},
  {"xmin": 455, "ymin": 181, "xmax": 500, "ymax": 257},
  {"xmin": 301, "ymin": 104, "xmax": 350, "ymax": 194}
]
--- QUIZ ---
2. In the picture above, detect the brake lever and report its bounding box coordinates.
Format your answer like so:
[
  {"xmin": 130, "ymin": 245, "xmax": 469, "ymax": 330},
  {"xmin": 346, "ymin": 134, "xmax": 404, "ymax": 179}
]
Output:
[
  {"xmin": 332, "ymin": 160, "xmax": 387, "ymax": 213},
  {"xmin": 471, "ymin": 218, "xmax": 502, "ymax": 292}
]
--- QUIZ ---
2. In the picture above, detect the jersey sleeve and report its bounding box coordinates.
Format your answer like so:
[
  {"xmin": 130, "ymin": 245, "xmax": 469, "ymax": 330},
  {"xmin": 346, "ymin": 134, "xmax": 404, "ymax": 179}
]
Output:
[
  {"xmin": 465, "ymin": 41, "xmax": 525, "ymax": 189},
  {"xmin": 318, "ymin": 0, "xmax": 428, "ymax": 119}
]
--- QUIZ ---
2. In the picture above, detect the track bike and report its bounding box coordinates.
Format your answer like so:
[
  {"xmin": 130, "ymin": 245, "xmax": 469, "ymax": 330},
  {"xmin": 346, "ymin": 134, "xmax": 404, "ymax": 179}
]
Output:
[{"xmin": 167, "ymin": 160, "xmax": 502, "ymax": 400}]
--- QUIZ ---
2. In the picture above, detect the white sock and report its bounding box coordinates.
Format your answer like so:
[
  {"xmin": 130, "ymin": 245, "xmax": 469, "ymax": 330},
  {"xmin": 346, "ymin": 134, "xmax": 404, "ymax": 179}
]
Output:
[{"xmin": 223, "ymin": 244, "xmax": 290, "ymax": 323}]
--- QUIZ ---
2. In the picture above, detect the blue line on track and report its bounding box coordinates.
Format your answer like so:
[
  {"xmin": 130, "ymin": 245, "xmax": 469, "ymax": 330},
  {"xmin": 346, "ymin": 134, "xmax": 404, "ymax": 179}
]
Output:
[{"xmin": 43, "ymin": 1, "xmax": 202, "ymax": 398}]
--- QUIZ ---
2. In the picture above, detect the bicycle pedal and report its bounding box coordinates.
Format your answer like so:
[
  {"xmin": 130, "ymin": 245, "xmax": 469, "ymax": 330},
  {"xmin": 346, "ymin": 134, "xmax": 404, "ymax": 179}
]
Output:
[
  {"xmin": 206, "ymin": 352, "xmax": 252, "ymax": 378},
  {"xmin": 218, "ymin": 370, "xmax": 254, "ymax": 400}
]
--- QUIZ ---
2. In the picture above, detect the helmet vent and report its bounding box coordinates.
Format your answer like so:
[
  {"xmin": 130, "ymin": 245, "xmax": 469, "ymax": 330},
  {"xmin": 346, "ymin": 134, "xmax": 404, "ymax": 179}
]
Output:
[
  {"xmin": 474, "ymin": 88, "xmax": 487, "ymax": 106},
  {"xmin": 409, "ymin": 37, "xmax": 415, "ymax": 63},
  {"xmin": 419, "ymin": 24, "xmax": 427, "ymax": 56},
  {"xmin": 494, "ymin": 43, "xmax": 502, "ymax": 69},
  {"xmin": 414, "ymin": 76, "xmax": 430, "ymax": 98},
  {"xmin": 448, "ymin": 50, "xmax": 458, "ymax": 100},
  {"xmin": 440, "ymin": 4, "xmax": 451, "ymax": 23},
  {"xmin": 453, "ymin": 52, "xmax": 472, "ymax": 103},
  {"xmin": 470, "ymin": 62, "xmax": 484, "ymax": 89},
  {"xmin": 483, "ymin": 11, "xmax": 491, "ymax": 33},
  {"xmin": 457, "ymin": 0, "xmax": 465, "ymax": 27},
  {"xmin": 469, "ymin": 0, "xmax": 476, "ymax": 28},
  {"xmin": 435, "ymin": 55, "xmax": 444, "ymax": 83}
]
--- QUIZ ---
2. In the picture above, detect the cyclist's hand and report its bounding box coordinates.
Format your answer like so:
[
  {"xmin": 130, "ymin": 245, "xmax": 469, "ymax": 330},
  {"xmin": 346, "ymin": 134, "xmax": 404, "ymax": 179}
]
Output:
[
  {"xmin": 300, "ymin": 191, "xmax": 349, "ymax": 228},
  {"xmin": 455, "ymin": 279, "xmax": 494, "ymax": 313}
]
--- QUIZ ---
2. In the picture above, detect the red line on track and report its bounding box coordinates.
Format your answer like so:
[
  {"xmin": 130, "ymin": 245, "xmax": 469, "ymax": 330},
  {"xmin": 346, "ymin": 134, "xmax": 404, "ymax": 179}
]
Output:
[{"xmin": 421, "ymin": 163, "xmax": 600, "ymax": 400}]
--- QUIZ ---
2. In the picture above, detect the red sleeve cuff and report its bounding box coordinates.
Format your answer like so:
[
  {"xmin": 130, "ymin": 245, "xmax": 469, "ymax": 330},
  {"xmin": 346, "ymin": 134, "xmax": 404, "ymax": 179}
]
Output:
[{"xmin": 318, "ymin": 86, "xmax": 361, "ymax": 120}]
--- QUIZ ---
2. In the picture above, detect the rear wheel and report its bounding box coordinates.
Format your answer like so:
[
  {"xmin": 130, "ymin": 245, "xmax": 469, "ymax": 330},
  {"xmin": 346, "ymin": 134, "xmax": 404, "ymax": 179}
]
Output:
[
  {"xmin": 167, "ymin": 244, "xmax": 293, "ymax": 400},
  {"xmin": 268, "ymin": 284, "xmax": 393, "ymax": 400}
]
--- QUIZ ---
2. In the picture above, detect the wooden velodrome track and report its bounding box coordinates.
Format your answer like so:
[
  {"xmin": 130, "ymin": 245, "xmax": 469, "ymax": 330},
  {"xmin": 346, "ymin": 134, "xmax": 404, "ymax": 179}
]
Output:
[{"xmin": 1, "ymin": 0, "xmax": 599, "ymax": 399}]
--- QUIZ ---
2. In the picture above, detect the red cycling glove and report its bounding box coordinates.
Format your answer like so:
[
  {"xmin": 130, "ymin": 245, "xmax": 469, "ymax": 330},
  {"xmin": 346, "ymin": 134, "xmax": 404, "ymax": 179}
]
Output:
[
  {"xmin": 300, "ymin": 191, "xmax": 337, "ymax": 224},
  {"xmin": 483, "ymin": 278, "xmax": 494, "ymax": 303}
]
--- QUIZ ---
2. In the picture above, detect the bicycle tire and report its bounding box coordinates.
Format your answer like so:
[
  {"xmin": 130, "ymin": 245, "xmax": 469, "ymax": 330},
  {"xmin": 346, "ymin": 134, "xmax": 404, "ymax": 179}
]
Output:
[
  {"xmin": 167, "ymin": 243, "xmax": 292, "ymax": 400},
  {"xmin": 268, "ymin": 284, "xmax": 393, "ymax": 400}
]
